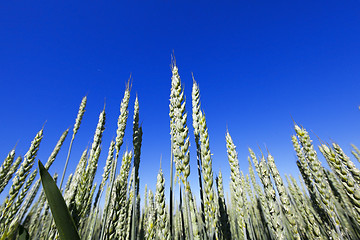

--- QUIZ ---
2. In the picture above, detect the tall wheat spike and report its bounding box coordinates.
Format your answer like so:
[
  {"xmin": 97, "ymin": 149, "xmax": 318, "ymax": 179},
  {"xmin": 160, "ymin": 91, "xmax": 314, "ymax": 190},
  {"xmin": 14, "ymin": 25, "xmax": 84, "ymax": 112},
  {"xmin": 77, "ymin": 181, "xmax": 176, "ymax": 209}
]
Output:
[
  {"xmin": 191, "ymin": 78, "xmax": 206, "ymax": 228},
  {"xmin": 258, "ymin": 153, "xmax": 285, "ymax": 240},
  {"xmin": 116, "ymin": 151, "xmax": 133, "ymax": 240},
  {"xmin": 169, "ymin": 59, "xmax": 193, "ymax": 239},
  {"xmin": 0, "ymin": 149, "xmax": 16, "ymax": 194},
  {"xmin": 225, "ymin": 131, "xmax": 246, "ymax": 240},
  {"xmin": 101, "ymin": 83, "xmax": 131, "ymax": 240},
  {"xmin": 132, "ymin": 95, "xmax": 143, "ymax": 240},
  {"xmin": 333, "ymin": 143, "xmax": 360, "ymax": 185},
  {"xmin": 320, "ymin": 144, "xmax": 360, "ymax": 225},
  {"xmin": 146, "ymin": 190, "xmax": 156, "ymax": 240},
  {"xmin": 155, "ymin": 165, "xmax": 170, "ymax": 240},
  {"xmin": 17, "ymin": 128, "xmax": 69, "ymax": 225},
  {"xmin": 198, "ymin": 110, "xmax": 216, "ymax": 236},
  {"xmin": 294, "ymin": 124, "xmax": 344, "ymax": 239},
  {"xmin": 266, "ymin": 153, "xmax": 301, "ymax": 240},
  {"xmin": 248, "ymin": 153, "xmax": 272, "ymax": 240},
  {"xmin": 286, "ymin": 175, "xmax": 322, "ymax": 239},
  {"xmin": 86, "ymin": 108, "xmax": 106, "ymax": 190},
  {"xmin": 60, "ymin": 96, "xmax": 86, "ymax": 189},
  {"xmin": 351, "ymin": 144, "xmax": 360, "ymax": 163},
  {"xmin": 0, "ymin": 155, "xmax": 21, "ymax": 194},
  {"xmin": 0, "ymin": 128, "xmax": 43, "ymax": 236}
]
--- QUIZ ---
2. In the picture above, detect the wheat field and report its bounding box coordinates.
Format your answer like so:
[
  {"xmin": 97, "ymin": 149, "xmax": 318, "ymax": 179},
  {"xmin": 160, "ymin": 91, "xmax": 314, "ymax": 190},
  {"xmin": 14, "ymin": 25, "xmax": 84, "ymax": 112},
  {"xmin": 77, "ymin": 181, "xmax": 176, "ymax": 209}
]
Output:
[{"xmin": 0, "ymin": 61, "xmax": 360, "ymax": 240}]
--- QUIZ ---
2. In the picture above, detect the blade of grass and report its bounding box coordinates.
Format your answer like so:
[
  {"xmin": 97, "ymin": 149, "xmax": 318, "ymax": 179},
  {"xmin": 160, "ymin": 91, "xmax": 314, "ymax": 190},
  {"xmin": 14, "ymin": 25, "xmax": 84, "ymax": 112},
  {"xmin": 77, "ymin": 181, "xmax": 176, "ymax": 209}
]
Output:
[{"xmin": 38, "ymin": 160, "xmax": 80, "ymax": 240}]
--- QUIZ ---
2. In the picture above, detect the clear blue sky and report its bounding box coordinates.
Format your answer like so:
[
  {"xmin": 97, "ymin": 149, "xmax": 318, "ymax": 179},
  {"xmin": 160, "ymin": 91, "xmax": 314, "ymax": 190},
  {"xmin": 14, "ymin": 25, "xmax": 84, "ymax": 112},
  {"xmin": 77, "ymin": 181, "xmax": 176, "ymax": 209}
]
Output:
[{"xmin": 1, "ymin": 1, "xmax": 360, "ymax": 199}]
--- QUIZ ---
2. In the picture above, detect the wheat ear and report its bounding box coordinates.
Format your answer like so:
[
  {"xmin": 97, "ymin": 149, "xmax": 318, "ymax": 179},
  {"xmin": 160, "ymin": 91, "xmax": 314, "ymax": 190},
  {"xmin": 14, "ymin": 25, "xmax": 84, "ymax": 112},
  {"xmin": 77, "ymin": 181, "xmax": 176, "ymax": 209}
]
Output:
[
  {"xmin": 156, "ymin": 165, "xmax": 170, "ymax": 240},
  {"xmin": 267, "ymin": 153, "xmax": 301, "ymax": 240},
  {"xmin": 60, "ymin": 96, "xmax": 86, "ymax": 189},
  {"xmin": 225, "ymin": 131, "xmax": 246, "ymax": 240},
  {"xmin": 294, "ymin": 124, "xmax": 343, "ymax": 239},
  {"xmin": 0, "ymin": 128, "xmax": 43, "ymax": 235},
  {"xmin": 0, "ymin": 149, "xmax": 16, "ymax": 194}
]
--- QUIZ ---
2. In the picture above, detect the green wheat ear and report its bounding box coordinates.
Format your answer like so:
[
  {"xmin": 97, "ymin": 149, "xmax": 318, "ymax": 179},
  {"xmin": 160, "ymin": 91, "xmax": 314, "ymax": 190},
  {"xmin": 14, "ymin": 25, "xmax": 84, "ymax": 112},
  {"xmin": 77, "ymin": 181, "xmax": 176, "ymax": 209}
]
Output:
[{"xmin": 38, "ymin": 160, "xmax": 80, "ymax": 240}]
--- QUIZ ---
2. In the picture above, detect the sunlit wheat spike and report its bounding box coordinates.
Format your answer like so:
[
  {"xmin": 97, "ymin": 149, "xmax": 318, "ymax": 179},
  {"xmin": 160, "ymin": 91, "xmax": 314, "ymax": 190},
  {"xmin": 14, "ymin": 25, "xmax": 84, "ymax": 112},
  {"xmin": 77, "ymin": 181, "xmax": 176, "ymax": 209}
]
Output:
[
  {"xmin": 292, "ymin": 135, "xmax": 327, "ymax": 223},
  {"xmin": 13, "ymin": 128, "xmax": 70, "ymax": 227},
  {"xmin": 0, "ymin": 155, "xmax": 22, "ymax": 195},
  {"xmin": 114, "ymin": 151, "xmax": 132, "ymax": 239},
  {"xmin": 107, "ymin": 175, "xmax": 121, "ymax": 240},
  {"xmin": 133, "ymin": 95, "xmax": 142, "ymax": 191},
  {"xmin": 146, "ymin": 190, "xmax": 156, "ymax": 240},
  {"xmin": 155, "ymin": 166, "xmax": 169, "ymax": 240},
  {"xmin": 225, "ymin": 131, "xmax": 245, "ymax": 240},
  {"xmin": 170, "ymin": 61, "xmax": 190, "ymax": 183},
  {"xmin": 257, "ymin": 154, "xmax": 285, "ymax": 240},
  {"xmin": 65, "ymin": 148, "xmax": 87, "ymax": 207},
  {"xmin": 94, "ymin": 140, "xmax": 115, "ymax": 208},
  {"xmin": 267, "ymin": 153, "xmax": 300, "ymax": 240},
  {"xmin": 132, "ymin": 96, "xmax": 142, "ymax": 240},
  {"xmin": 322, "ymin": 169, "xmax": 356, "ymax": 239},
  {"xmin": 0, "ymin": 128, "xmax": 43, "ymax": 234},
  {"xmin": 169, "ymin": 60, "xmax": 193, "ymax": 240},
  {"xmin": 287, "ymin": 175, "xmax": 323, "ymax": 239},
  {"xmin": 351, "ymin": 144, "xmax": 360, "ymax": 163},
  {"xmin": 248, "ymin": 154, "xmax": 273, "ymax": 239},
  {"xmin": 85, "ymin": 108, "xmax": 106, "ymax": 192},
  {"xmin": 60, "ymin": 96, "xmax": 87, "ymax": 189},
  {"xmin": 73, "ymin": 152, "xmax": 91, "ymax": 227},
  {"xmin": 45, "ymin": 128, "xmax": 69, "ymax": 170},
  {"xmin": 17, "ymin": 128, "xmax": 69, "ymax": 223},
  {"xmin": 102, "ymin": 84, "xmax": 131, "ymax": 239},
  {"xmin": 115, "ymin": 81, "xmax": 131, "ymax": 159},
  {"xmin": 16, "ymin": 178, "xmax": 41, "ymax": 223},
  {"xmin": 78, "ymin": 109, "xmax": 105, "ymax": 222},
  {"xmin": 73, "ymin": 96, "xmax": 87, "ymax": 136},
  {"xmin": 0, "ymin": 149, "xmax": 16, "ymax": 194},
  {"xmin": 320, "ymin": 144, "xmax": 360, "ymax": 225},
  {"xmin": 191, "ymin": 78, "xmax": 206, "ymax": 229},
  {"xmin": 6, "ymin": 168, "xmax": 38, "ymax": 232},
  {"xmin": 294, "ymin": 124, "xmax": 344, "ymax": 239},
  {"xmin": 332, "ymin": 143, "xmax": 360, "ymax": 185},
  {"xmin": 198, "ymin": 110, "xmax": 216, "ymax": 236},
  {"xmin": 85, "ymin": 144, "xmax": 101, "ymax": 198},
  {"xmin": 191, "ymin": 77, "xmax": 201, "ymax": 139}
]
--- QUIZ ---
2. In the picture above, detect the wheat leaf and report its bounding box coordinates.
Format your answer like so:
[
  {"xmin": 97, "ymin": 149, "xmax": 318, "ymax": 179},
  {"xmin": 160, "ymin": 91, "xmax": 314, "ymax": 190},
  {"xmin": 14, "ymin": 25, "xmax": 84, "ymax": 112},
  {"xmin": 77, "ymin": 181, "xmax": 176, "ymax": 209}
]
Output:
[{"xmin": 38, "ymin": 160, "xmax": 80, "ymax": 240}]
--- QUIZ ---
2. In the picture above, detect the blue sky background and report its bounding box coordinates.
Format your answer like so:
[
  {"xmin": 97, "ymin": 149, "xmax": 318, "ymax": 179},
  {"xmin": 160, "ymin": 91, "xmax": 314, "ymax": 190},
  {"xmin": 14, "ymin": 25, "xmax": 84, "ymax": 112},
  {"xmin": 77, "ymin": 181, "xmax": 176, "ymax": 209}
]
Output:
[{"xmin": 1, "ymin": 1, "xmax": 360, "ymax": 202}]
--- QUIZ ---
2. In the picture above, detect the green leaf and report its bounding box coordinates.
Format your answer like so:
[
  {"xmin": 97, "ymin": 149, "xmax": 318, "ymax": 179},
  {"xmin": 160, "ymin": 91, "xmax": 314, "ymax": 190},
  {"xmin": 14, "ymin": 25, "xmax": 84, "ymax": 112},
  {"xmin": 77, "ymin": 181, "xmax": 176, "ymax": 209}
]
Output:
[
  {"xmin": 38, "ymin": 160, "xmax": 80, "ymax": 240},
  {"xmin": 18, "ymin": 225, "xmax": 29, "ymax": 240}
]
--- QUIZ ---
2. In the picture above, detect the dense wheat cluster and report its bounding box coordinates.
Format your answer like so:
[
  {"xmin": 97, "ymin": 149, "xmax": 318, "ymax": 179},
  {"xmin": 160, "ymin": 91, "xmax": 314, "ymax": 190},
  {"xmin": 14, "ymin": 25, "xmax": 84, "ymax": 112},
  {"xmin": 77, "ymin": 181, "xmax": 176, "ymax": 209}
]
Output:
[{"xmin": 0, "ymin": 62, "xmax": 360, "ymax": 240}]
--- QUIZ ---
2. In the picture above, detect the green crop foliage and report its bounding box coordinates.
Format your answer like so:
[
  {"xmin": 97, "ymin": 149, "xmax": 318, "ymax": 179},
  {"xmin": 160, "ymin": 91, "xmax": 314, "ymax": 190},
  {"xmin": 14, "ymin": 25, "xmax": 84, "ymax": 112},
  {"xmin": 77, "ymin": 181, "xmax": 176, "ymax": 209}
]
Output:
[{"xmin": 0, "ymin": 62, "xmax": 359, "ymax": 240}]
